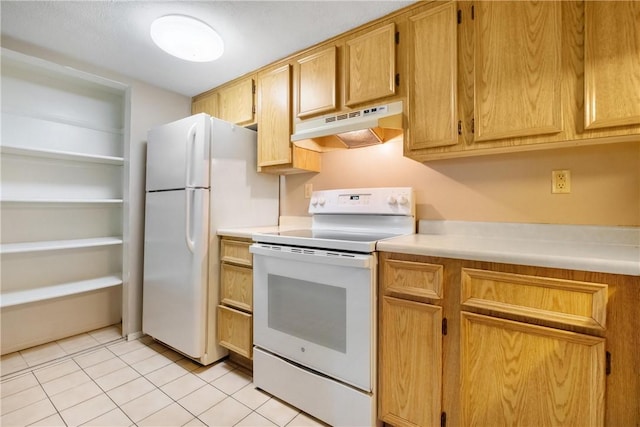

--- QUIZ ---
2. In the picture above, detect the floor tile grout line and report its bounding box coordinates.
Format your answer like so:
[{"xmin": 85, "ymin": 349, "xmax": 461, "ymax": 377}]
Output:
[
  {"xmin": 66, "ymin": 351, "xmax": 137, "ymax": 427},
  {"xmin": 2, "ymin": 336, "xmax": 126, "ymax": 381},
  {"xmin": 26, "ymin": 363, "xmax": 69, "ymax": 427}
]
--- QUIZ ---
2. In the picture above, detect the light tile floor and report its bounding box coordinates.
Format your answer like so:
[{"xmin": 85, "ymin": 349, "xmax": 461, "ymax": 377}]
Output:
[{"xmin": 0, "ymin": 326, "xmax": 327, "ymax": 427}]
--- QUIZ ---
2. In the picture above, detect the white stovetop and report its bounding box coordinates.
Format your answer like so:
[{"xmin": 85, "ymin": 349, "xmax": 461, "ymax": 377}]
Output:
[
  {"xmin": 217, "ymin": 216, "xmax": 312, "ymax": 240},
  {"xmin": 376, "ymin": 220, "xmax": 640, "ymax": 276}
]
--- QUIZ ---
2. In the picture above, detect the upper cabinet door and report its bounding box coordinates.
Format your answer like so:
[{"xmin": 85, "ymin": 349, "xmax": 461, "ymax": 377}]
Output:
[
  {"xmin": 257, "ymin": 64, "xmax": 292, "ymax": 167},
  {"xmin": 584, "ymin": 1, "xmax": 640, "ymax": 130},
  {"xmin": 218, "ymin": 77, "xmax": 255, "ymax": 126},
  {"xmin": 345, "ymin": 23, "xmax": 396, "ymax": 106},
  {"xmin": 474, "ymin": 2, "xmax": 563, "ymax": 142},
  {"xmin": 191, "ymin": 92, "xmax": 218, "ymax": 117},
  {"xmin": 296, "ymin": 46, "xmax": 338, "ymax": 118},
  {"xmin": 407, "ymin": 2, "xmax": 458, "ymax": 150}
]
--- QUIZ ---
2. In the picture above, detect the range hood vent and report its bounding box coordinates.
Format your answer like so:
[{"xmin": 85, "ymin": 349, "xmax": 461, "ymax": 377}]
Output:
[{"xmin": 291, "ymin": 101, "xmax": 403, "ymax": 152}]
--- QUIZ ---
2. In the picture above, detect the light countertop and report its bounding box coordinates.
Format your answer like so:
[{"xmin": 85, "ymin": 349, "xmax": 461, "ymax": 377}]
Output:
[
  {"xmin": 217, "ymin": 216, "xmax": 311, "ymax": 240},
  {"xmin": 377, "ymin": 220, "xmax": 640, "ymax": 276}
]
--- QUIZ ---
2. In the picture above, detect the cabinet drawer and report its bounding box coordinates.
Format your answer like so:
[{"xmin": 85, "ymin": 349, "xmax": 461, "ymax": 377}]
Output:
[
  {"xmin": 461, "ymin": 268, "xmax": 607, "ymax": 330},
  {"xmin": 221, "ymin": 263, "xmax": 252, "ymax": 312},
  {"xmin": 382, "ymin": 259, "xmax": 443, "ymax": 300},
  {"xmin": 220, "ymin": 239, "xmax": 252, "ymax": 266},
  {"xmin": 217, "ymin": 305, "xmax": 252, "ymax": 359}
]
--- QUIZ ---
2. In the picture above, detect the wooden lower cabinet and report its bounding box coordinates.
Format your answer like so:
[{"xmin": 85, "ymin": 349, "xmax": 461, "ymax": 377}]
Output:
[
  {"xmin": 218, "ymin": 237, "xmax": 254, "ymax": 360},
  {"xmin": 378, "ymin": 252, "xmax": 640, "ymax": 427},
  {"xmin": 217, "ymin": 305, "xmax": 252, "ymax": 359},
  {"xmin": 379, "ymin": 297, "xmax": 442, "ymax": 427},
  {"xmin": 460, "ymin": 312, "xmax": 605, "ymax": 426}
]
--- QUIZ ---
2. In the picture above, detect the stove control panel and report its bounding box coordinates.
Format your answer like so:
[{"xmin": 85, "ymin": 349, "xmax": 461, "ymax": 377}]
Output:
[{"xmin": 309, "ymin": 187, "xmax": 415, "ymax": 216}]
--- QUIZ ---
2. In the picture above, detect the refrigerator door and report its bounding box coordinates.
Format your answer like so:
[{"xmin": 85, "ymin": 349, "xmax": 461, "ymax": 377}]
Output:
[
  {"xmin": 146, "ymin": 114, "xmax": 211, "ymax": 192},
  {"xmin": 143, "ymin": 188, "xmax": 209, "ymax": 358}
]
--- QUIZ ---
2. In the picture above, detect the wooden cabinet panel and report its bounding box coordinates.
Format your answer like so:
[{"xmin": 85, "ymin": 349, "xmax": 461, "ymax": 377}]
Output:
[
  {"xmin": 218, "ymin": 77, "xmax": 255, "ymax": 126},
  {"xmin": 220, "ymin": 239, "xmax": 252, "ymax": 267},
  {"xmin": 407, "ymin": 2, "xmax": 458, "ymax": 150},
  {"xmin": 379, "ymin": 296, "xmax": 442, "ymax": 427},
  {"xmin": 296, "ymin": 46, "xmax": 338, "ymax": 118},
  {"xmin": 382, "ymin": 259, "xmax": 443, "ymax": 300},
  {"xmin": 345, "ymin": 23, "xmax": 396, "ymax": 106},
  {"xmin": 217, "ymin": 305, "xmax": 252, "ymax": 359},
  {"xmin": 461, "ymin": 268, "xmax": 607, "ymax": 330},
  {"xmin": 461, "ymin": 312, "xmax": 605, "ymax": 426},
  {"xmin": 474, "ymin": 2, "xmax": 563, "ymax": 142},
  {"xmin": 191, "ymin": 92, "xmax": 218, "ymax": 117},
  {"xmin": 257, "ymin": 64, "xmax": 292, "ymax": 167},
  {"xmin": 221, "ymin": 263, "xmax": 252, "ymax": 312},
  {"xmin": 585, "ymin": 1, "xmax": 640, "ymax": 130}
]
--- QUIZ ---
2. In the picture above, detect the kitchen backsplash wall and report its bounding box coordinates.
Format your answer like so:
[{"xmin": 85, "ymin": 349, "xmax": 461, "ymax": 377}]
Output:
[{"xmin": 282, "ymin": 138, "xmax": 640, "ymax": 227}]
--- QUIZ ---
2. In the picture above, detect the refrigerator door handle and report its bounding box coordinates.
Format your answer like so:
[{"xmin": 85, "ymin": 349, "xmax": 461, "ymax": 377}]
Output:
[
  {"xmin": 185, "ymin": 188, "xmax": 195, "ymax": 253},
  {"xmin": 185, "ymin": 123, "xmax": 197, "ymax": 188}
]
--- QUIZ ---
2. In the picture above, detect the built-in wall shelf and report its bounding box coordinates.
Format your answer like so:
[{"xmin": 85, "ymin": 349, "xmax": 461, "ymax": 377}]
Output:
[
  {"xmin": 1, "ymin": 145, "xmax": 124, "ymax": 165},
  {"xmin": 0, "ymin": 276, "xmax": 123, "ymax": 308},
  {"xmin": 1, "ymin": 47, "xmax": 128, "ymax": 354},
  {"xmin": 1, "ymin": 198, "xmax": 124, "ymax": 205},
  {"xmin": 1, "ymin": 237, "xmax": 123, "ymax": 255},
  {"xmin": 2, "ymin": 109, "xmax": 125, "ymax": 136}
]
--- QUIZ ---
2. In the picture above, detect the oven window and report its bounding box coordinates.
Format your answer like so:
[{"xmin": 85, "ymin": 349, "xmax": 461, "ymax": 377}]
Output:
[{"xmin": 267, "ymin": 274, "xmax": 347, "ymax": 353}]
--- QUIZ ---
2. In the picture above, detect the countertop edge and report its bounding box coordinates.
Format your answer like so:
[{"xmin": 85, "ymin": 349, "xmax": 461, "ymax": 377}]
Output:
[{"xmin": 376, "ymin": 239, "xmax": 640, "ymax": 277}]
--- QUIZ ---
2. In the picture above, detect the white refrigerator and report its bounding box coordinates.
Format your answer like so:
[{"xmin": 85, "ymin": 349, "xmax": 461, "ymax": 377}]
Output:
[{"xmin": 142, "ymin": 113, "xmax": 279, "ymax": 365}]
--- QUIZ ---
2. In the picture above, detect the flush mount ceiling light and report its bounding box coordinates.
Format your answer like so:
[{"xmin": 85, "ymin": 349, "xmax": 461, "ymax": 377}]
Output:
[{"xmin": 150, "ymin": 15, "xmax": 224, "ymax": 62}]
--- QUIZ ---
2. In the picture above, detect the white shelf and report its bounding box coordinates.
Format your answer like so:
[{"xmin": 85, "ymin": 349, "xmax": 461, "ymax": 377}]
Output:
[
  {"xmin": 1, "ymin": 145, "xmax": 124, "ymax": 165},
  {"xmin": 1, "ymin": 237, "xmax": 123, "ymax": 255},
  {"xmin": 2, "ymin": 108, "xmax": 125, "ymax": 135},
  {"xmin": 1, "ymin": 198, "xmax": 123, "ymax": 205},
  {"xmin": 0, "ymin": 276, "xmax": 123, "ymax": 308}
]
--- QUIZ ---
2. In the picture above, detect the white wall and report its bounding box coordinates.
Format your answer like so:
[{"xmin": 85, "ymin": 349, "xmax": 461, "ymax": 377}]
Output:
[{"xmin": 1, "ymin": 38, "xmax": 192, "ymax": 337}]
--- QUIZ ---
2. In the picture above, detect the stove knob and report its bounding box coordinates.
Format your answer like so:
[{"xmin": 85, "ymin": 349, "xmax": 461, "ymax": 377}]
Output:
[
  {"xmin": 387, "ymin": 196, "xmax": 397, "ymax": 205},
  {"xmin": 318, "ymin": 197, "xmax": 326, "ymax": 206},
  {"xmin": 311, "ymin": 197, "xmax": 318, "ymax": 206},
  {"xmin": 397, "ymin": 195, "xmax": 409, "ymax": 205}
]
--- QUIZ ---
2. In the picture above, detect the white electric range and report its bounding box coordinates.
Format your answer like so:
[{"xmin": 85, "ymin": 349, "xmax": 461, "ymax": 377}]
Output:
[{"xmin": 250, "ymin": 187, "xmax": 415, "ymax": 427}]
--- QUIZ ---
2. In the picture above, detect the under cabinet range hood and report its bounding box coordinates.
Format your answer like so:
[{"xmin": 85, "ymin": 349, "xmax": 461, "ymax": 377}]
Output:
[{"xmin": 291, "ymin": 101, "xmax": 403, "ymax": 152}]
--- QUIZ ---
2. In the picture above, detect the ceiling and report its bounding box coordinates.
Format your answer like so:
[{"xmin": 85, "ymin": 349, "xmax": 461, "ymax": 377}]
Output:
[{"xmin": 1, "ymin": 1, "xmax": 415, "ymax": 97}]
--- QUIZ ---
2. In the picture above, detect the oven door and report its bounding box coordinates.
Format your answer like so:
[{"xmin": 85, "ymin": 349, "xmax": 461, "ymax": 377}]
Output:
[{"xmin": 251, "ymin": 243, "xmax": 376, "ymax": 392}]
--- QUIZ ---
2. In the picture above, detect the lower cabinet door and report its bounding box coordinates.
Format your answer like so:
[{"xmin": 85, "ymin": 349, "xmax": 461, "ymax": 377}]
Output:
[
  {"xmin": 460, "ymin": 312, "xmax": 605, "ymax": 426},
  {"xmin": 379, "ymin": 296, "xmax": 442, "ymax": 427},
  {"xmin": 217, "ymin": 305, "xmax": 252, "ymax": 359}
]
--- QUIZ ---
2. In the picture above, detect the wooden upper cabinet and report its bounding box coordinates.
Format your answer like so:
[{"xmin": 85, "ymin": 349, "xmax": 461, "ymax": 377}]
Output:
[
  {"xmin": 407, "ymin": 2, "xmax": 459, "ymax": 151},
  {"xmin": 191, "ymin": 92, "xmax": 218, "ymax": 117},
  {"xmin": 296, "ymin": 46, "xmax": 338, "ymax": 118},
  {"xmin": 218, "ymin": 77, "xmax": 255, "ymax": 126},
  {"xmin": 345, "ymin": 22, "xmax": 396, "ymax": 106},
  {"xmin": 473, "ymin": 1, "xmax": 563, "ymax": 142},
  {"xmin": 460, "ymin": 312, "xmax": 605, "ymax": 426},
  {"xmin": 584, "ymin": 1, "xmax": 640, "ymax": 130},
  {"xmin": 257, "ymin": 64, "xmax": 292, "ymax": 167}
]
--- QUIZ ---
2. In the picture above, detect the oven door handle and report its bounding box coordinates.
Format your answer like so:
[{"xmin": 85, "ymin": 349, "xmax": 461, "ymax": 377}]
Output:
[{"xmin": 250, "ymin": 244, "xmax": 373, "ymax": 269}]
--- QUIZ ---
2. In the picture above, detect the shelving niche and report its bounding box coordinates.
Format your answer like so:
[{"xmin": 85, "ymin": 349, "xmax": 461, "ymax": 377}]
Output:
[{"xmin": 0, "ymin": 48, "xmax": 129, "ymax": 354}]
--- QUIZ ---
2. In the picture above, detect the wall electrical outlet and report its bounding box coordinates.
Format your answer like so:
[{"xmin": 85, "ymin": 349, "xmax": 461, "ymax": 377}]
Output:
[
  {"xmin": 551, "ymin": 170, "xmax": 571, "ymax": 194},
  {"xmin": 304, "ymin": 183, "xmax": 313, "ymax": 199}
]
